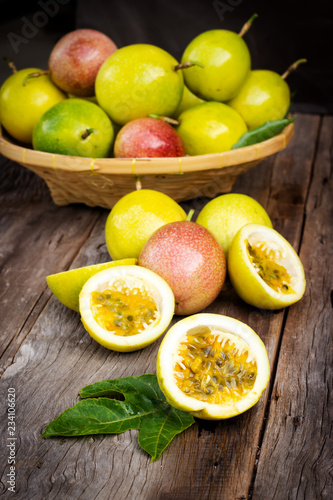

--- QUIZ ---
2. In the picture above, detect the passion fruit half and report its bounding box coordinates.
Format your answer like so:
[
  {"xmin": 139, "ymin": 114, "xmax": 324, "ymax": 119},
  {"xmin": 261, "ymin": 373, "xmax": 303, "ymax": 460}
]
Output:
[
  {"xmin": 79, "ymin": 265, "xmax": 175, "ymax": 352},
  {"xmin": 46, "ymin": 258, "xmax": 137, "ymax": 312},
  {"xmin": 157, "ymin": 313, "xmax": 270, "ymax": 419},
  {"xmin": 228, "ymin": 224, "xmax": 306, "ymax": 309}
]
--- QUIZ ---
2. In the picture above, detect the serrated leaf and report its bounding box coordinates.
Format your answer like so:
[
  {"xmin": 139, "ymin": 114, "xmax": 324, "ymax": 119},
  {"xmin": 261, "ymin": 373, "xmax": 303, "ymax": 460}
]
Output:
[
  {"xmin": 42, "ymin": 374, "xmax": 195, "ymax": 462},
  {"xmin": 232, "ymin": 118, "xmax": 294, "ymax": 150}
]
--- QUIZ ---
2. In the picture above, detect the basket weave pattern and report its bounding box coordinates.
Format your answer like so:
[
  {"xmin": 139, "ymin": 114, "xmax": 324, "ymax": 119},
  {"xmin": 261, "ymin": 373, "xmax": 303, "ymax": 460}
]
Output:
[{"xmin": 0, "ymin": 123, "xmax": 293, "ymax": 209}]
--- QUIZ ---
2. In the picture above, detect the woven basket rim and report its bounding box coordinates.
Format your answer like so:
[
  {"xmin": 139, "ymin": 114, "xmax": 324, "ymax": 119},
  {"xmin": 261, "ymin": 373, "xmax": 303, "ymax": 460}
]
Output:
[{"xmin": 0, "ymin": 122, "xmax": 294, "ymax": 176}]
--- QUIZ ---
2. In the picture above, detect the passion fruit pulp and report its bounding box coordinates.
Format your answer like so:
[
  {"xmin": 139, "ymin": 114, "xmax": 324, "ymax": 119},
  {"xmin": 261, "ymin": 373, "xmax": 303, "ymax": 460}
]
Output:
[
  {"xmin": 228, "ymin": 224, "xmax": 306, "ymax": 309},
  {"xmin": 246, "ymin": 240, "xmax": 295, "ymax": 294},
  {"xmin": 174, "ymin": 327, "xmax": 257, "ymax": 405},
  {"xmin": 157, "ymin": 314, "xmax": 270, "ymax": 419},
  {"xmin": 79, "ymin": 265, "xmax": 175, "ymax": 352},
  {"xmin": 91, "ymin": 286, "xmax": 158, "ymax": 336}
]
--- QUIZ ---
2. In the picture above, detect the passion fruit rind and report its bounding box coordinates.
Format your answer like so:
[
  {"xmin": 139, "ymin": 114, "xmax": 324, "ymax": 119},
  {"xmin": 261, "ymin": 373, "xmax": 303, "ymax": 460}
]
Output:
[
  {"xmin": 46, "ymin": 258, "xmax": 137, "ymax": 312},
  {"xmin": 156, "ymin": 313, "xmax": 270, "ymax": 420},
  {"xmin": 228, "ymin": 224, "xmax": 306, "ymax": 310},
  {"xmin": 79, "ymin": 265, "xmax": 175, "ymax": 352}
]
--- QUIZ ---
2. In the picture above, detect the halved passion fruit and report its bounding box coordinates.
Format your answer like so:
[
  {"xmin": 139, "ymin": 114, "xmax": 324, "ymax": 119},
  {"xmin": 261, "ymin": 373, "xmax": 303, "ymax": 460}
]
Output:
[
  {"xmin": 47, "ymin": 258, "xmax": 137, "ymax": 312},
  {"xmin": 157, "ymin": 314, "xmax": 270, "ymax": 419},
  {"xmin": 228, "ymin": 224, "xmax": 306, "ymax": 309},
  {"xmin": 79, "ymin": 265, "xmax": 175, "ymax": 352}
]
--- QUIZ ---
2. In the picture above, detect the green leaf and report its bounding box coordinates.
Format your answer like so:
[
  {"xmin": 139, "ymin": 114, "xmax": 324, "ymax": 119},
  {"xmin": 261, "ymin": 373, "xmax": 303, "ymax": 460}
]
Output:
[
  {"xmin": 41, "ymin": 374, "xmax": 195, "ymax": 462},
  {"xmin": 232, "ymin": 118, "xmax": 294, "ymax": 150}
]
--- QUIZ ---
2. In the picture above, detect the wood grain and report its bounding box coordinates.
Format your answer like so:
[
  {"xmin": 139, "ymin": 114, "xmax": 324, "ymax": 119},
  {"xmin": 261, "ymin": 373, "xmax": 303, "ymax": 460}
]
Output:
[
  {"xmin": 0, "ymin": 161, "xmax": 102, "ymax": 374},
  {"xmin": 0, "ymin": 114, "xmax": 329, "ymax": 500},
  {"xmin": 252, "ymin": 117, "xmax": 333, "ymax": 500}
]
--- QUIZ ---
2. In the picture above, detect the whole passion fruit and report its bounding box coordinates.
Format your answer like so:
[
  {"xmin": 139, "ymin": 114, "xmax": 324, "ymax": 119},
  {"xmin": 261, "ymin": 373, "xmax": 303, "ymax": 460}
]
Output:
[{"xmin": 139, "ymin": 221, "xmax": 226, "ymax": 315}]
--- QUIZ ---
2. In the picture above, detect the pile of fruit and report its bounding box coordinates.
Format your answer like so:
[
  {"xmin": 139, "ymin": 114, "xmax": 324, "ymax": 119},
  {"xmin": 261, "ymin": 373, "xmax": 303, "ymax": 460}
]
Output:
[
  {"xmin": 0, "ymin": 17, "xmax": 304, "ymax": 158},
  {"xmin": 47, "ymin": 189, "xmax": 306, "ymax": 420},
  {"xmin": 0, "ymin": 16, "xmax": 307, "ymax": 425},
  {"xmin": 0, "ymin": 16, "xmax": 307, "ymax": 423}
]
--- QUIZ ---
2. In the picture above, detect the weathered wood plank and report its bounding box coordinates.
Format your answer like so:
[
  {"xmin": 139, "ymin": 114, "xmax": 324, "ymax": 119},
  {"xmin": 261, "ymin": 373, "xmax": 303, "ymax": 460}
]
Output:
[
  {"xmin": 252, "ymin": 116, "xmax": 333, "ymax": 500},
  {"xmin": 0, "ymin": 160, "xmax": 102, "ymax": 374},
  {"xmin": 157, "ymin": 111, "xmax": 319, "ymax": 500},
  {"xmin": 0, "ymin": 114, "xmax": 322, "ymax": 500}
]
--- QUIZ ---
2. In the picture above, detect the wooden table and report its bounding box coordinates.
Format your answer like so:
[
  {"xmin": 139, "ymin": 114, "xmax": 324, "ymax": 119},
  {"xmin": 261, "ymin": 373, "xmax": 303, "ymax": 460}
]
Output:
[{"xmin": 0, "ymin": 113, "xmax": 331, "ymax": 500}]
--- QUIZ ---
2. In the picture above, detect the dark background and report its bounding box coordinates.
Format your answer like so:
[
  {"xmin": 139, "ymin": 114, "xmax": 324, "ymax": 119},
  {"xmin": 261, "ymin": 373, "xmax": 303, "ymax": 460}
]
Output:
[{"xmin": 0, "ymin": 0, "xmax": 332, "ymax": 113}]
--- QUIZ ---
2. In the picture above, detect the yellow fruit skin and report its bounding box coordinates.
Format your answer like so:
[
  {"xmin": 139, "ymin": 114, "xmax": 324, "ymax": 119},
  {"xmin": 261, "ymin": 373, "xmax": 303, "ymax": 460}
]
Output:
[
  {"xmin": 46, "ymin": 259, "xmax": 137, "ymax": 311},
  {"xmin": 95, "ymin": 44, "xmax": 183, "ymax": 125},
  {"xmin": 196, "ymin": 193, "xmax": 272, "ymax": 256},
  {"xmin": 173, "ymin": 85, "xmax": 204, "ymax": 118},
  {"xmin": 228, "ymin": 70, "xmax": 290, "ymax": 130},
  {"xmin": 105, "ymin": 190, "xmax": 187, "ymax": 260},
  {"xmin": 68, "ymin": 93, "xmax": 98, "ymax": 104},
  {"xmin": 181, "ymin": 30, "xmax": 251, "ymax": 102},
  {"xmin": 177, "ymin": 102, "xmax": 247, "ymax": 155},
  {"xmin": 156, "ymin": 313, "xmax": 270, "ymax": 420},
  {"xmin": 0, "ymin": 68, "xmax": 66, "ymax": 143},
  {"xmin": 228, "ymin": 224, "xmax": 306, "ymax": 310}
]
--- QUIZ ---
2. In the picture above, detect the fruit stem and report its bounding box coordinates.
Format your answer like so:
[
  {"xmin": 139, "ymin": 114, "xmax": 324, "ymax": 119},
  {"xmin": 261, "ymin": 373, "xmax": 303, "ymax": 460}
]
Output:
[
  {"xmin": 186, "ymin": 209, "xmax": 195, "ymax": 221},
  {"xmin": 149, "ymin": 114, "xmax": 179, "ymax": 126},
  {"xmin": 3, "ymin": 56, "xmax": 17, "ymax": 73},
  {"xmin": 239, "ymin": 13, "xmax": 258, "ymax": 37},
  {"xmin": 22, "ymin": 70, "xmax": 49, "ymax": 86},
  {"xmin": 135, "ymin": 177, "xmax": 142, "ymax": 191},
  {"xmin": 281, "ymin": 59, "xmax": 307, "ymax": 79},
  {"xmin": 174, "ymin": 60, "xmax": 205, "ymax": 71},
  {"xmin": 81, "ymin": 128, "xmax": 97, "ymax": 140}
]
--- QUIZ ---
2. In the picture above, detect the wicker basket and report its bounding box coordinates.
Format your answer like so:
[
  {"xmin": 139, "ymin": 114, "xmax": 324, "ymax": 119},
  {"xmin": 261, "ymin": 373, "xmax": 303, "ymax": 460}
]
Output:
[{"xmin": 0, "ymin": 123, "xmax": 293, "ymax": 209}]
